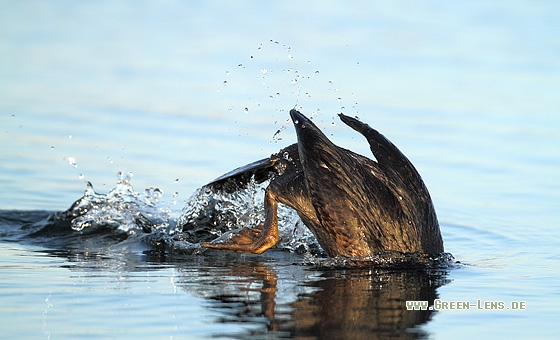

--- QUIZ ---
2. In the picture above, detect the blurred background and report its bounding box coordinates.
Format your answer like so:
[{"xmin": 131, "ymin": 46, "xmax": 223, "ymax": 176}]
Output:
[
  {"xmin": 2, "ymin": 1, "xmax": 557, "ymax": 216},
  {"xmin": 1, "ymin": 1, "xmax": 560, "ymax": 338}
]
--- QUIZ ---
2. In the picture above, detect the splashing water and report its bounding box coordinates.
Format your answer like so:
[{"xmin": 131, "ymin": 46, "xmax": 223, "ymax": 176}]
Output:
[
  {"xmin": 68, "ymin": 172, "xmax": 170, "ymax": 233},
  {"xmin": 58, "ymin": 172, "xmax": 320, "ymax": 255}
]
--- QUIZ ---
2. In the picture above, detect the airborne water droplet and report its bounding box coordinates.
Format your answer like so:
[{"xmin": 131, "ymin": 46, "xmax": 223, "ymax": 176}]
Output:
[
  {"xmin": 272, "ymin": 129, "xmax": 282, "ymax": 141},
  {"xmin": 244, "ymin": 107, "xmax": 249, "ymax": 112},
  {"xmin": 67, "ymin": 156, "xmax": 77, "ymax": 168}
]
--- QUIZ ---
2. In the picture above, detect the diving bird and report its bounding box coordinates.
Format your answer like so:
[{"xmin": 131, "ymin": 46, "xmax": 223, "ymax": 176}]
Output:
[{"xmin": 201, "ymin": 109, "xmax": 444, "ymax": 258}]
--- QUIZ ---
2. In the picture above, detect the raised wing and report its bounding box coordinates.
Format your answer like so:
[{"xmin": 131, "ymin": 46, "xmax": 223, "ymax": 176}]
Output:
[
  {"xmin": 205, "ymin": 143, "xmax": 300, "ymax": 193},
  {"xmin": 205, "ymin": 157, "xmax": 277, "ymax": 193}
]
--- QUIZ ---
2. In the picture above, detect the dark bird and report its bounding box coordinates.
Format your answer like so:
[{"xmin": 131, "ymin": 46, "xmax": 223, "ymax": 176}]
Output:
[{"xmin": 202, "ymin": 109, "xmax": 444, "ymax": 258}]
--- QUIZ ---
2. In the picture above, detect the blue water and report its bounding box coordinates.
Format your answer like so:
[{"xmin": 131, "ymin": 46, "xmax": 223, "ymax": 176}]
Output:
[{"xmin": 2, "ymin": 1, "xmax": 560, "ymax": 339}]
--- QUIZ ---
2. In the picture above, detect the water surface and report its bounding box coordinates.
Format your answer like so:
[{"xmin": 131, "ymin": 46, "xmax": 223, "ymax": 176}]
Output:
[{"xmin": 1, "ymin": 1, "xmax": 560, "ymax": 339}]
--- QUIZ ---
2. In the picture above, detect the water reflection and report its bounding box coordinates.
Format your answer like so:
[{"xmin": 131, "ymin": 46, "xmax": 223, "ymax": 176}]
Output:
[
  {"xmin": 36, "ymin": 243, "xmax": 450, "ymax": 339},
  {"xmin": 172, "ymin": 252, "xmax": 449, "ymax": 339}
]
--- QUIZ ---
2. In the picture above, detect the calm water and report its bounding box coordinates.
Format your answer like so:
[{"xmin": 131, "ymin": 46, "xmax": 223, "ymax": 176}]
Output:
[{"xmin": 1, "ymin": 1, "xmax": 560, "ymax": 339}]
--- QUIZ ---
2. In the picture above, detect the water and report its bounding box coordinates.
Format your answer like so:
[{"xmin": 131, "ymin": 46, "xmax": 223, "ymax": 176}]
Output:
[{"xmin": 1, "ymin": 1, "xmax": 560, "ymax": 339}]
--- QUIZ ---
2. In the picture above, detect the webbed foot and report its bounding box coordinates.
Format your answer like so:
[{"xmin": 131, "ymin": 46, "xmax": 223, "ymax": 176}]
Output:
[{"xmin": 202, "ymin": 224, "xmax": 280, "ymax": 254}]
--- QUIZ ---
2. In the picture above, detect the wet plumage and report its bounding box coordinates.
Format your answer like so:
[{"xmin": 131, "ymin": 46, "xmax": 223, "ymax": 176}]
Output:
[{"xmin": 202, "ymin": 109, "xmax": 444, "ymax": 257}]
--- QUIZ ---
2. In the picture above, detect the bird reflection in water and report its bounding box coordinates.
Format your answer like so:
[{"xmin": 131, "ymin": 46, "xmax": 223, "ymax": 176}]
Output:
[{"xmin": 185, "ymin": 255, "xmax": 449, "ymax": 340}]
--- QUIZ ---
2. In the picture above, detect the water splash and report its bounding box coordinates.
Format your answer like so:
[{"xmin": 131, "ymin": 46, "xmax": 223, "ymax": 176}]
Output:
[
  {"xmin": 68, "ymin": 172, "xmax": 170, "ymax": 233},
  {"xmin": 304, "ymin": 251, "xmax": 457, "ymax": 269},
  {"xmin": 59, "ymin": 171, "xmax": 319, "ymax": 255}
]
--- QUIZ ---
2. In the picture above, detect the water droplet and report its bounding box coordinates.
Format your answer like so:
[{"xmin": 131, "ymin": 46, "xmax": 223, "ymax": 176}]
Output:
[
  {"xmin": 223, "ymin": 80, "xmax": 227, "ymax": 84},
  {"xmin": 305, "ymin": 92, "xmax": 311, "ymax": 97},
  {"xmin": 337, "ymin": 97, "xmax": 342, "ymax": 104},
  {"xmin": 237, "ymin": 64, "xmax": 244, "ymax": 68},
  {"xmin": 67, "ymin": 156, "xmax": 77, "ymax": 168},
  {"xmin": 107, "ymin": 156, "xmax": 113, "ymax": 164},
  {"xmin": 260, "ymin": 68, "xmax": 267, "ymax": 75},
  {"xmin": 68, "ymin": 135, "xmax": 73, "ymax": 139},
  {"xmin": 244, "ymin": 107, "xmax": 249, "ymax": 112},
  {"xmin": 314, "ymin": 70, "xmax": 319, "ymax": 74},
  {"xmin": 307, "ymin": 60, "xmax": 311, "ymax": 64},
  {"xmin": 288, "ymin": 54, "xmax": 294, "ymax": 60},
  {"xmin": 257, "ymin": 43, "xmax": 263, "ymax": 50},
  {"xmin": 331, "ymin": 121, "xmax": 336, "ymax": 126},
  {"xmin": 175, "ymin": 178, "xmax": 180, "ymax": 183},
  {"xmin": 225, "ymin": 70, "xmax": 230, "ymax": 75},
  {"xmin": 78, "ymin": 173, "xmax": 84, "ymax": 179},
  {"xmin": 50, "ymin": 146, "xmax": 55, "ymax": 150},
  {"xmin": 269, "ymin": 95, "xmax": 274, "ymax": 100}
]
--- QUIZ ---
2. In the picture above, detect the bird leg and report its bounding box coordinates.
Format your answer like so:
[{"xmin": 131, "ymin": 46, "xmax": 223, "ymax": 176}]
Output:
[{"xmin": 202, "ymin": 186, "xmax": 280, "ymax": 254}]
